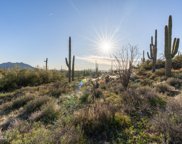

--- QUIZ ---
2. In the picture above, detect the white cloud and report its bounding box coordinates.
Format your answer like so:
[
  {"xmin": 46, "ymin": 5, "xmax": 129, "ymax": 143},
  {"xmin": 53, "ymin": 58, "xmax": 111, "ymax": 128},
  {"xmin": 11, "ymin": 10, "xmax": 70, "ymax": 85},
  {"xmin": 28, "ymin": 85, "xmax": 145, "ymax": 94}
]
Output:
[{"xmin": 77, "ymin": 55, "xmax": 114, "ymax": 65}]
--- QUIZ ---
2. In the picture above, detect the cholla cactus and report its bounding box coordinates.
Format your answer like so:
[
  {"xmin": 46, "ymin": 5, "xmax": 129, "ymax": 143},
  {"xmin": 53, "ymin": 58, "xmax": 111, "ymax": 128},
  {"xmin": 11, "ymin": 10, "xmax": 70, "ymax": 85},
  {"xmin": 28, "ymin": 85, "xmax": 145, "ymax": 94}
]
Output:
[
  {"xmin": 164, "ymin": 15, "xmax": 180, "ymax": 77},
  {"xmin": 147, "ymin": 30, "xmax": 157, "ymax": 72}
]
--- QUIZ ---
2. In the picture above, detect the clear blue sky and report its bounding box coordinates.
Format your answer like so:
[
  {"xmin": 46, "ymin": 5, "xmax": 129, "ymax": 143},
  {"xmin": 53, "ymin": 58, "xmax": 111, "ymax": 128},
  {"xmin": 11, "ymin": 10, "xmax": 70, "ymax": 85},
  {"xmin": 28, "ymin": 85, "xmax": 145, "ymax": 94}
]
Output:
[{"xmin": 0, "ymin": 0, "xmax": 182, "ymax": 70}]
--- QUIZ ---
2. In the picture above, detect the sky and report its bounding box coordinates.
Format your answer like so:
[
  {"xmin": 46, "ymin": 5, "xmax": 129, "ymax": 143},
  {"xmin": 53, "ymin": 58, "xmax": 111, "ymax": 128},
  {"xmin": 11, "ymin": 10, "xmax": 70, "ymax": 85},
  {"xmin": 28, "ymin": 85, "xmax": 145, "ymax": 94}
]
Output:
[{"xmin": 0, "ymin": 0, "xmax": 182, "ymax": 70}]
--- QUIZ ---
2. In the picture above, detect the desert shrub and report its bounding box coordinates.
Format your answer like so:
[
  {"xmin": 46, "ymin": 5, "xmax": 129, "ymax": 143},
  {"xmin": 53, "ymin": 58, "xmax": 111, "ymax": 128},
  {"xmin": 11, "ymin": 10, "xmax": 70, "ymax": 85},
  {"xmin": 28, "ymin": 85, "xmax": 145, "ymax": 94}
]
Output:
[
  {"xmin": 79, "ymin": 92, "xmax": 91, "ymax": 104},
  {"xmin": 30, "ymin": 101, "xmax": 59, "ymax": 124},
  {"xmin": 1, "ymin": 95, "xmax": 34, "ymax": 114},
  {"xmin": 48, "ymin": 88, "xmax": 62, "ymax": 98},
  {"xmin": 156, "ymin": 59, "xmax": 165, "ymax": 69},
  {"xmin": 122, "ymin": 87, "xmax": 166, "ymax": 117},
  {"xmin": 151, "ymin": 98, "xmax": 182, "ymax": 143},
  {"xmin": 75, "ymin": 102, "xmax": 131, "ymax": 143},
  {"xmin": 140, "ymin": 78, "xmax": 153, "ymax": 86},
  {"xmin": 0, "ymin": 69, "xmax": 64, "ymax": 92},
  {"xmin": 172, "ymin": 55, "xmax": 182, "ymax": 69},
  {"xmin": 19, "ymin": 96, "xmax": 50, "ymax": 118},
  {"xmin": 50, "ymin": 124, "xmax": 86, "ymax": 144},
  {"xmin": 110, "ymin": 82, "xmax": 124, "ymax": 94},
  {"xmin": 126, "ymin": 118, "xmax": 162, "ymax": 143},
  {"xmin": 140, "ymin": 60, "xmax": 153, "ymax": 70},
  {"xmin": 139, "ymin": 59, "xmax": 165, "ymax": 72},
  {"xmin": 93, "ymin": 88, "xmax": 103, "ymax": 99},
  {"xmin": 61, "ymin": 96, "xmax": 81, "ymax": 114},
  {"xmin": 154, "ymin": 68, "xmax": 165, "ymax": 77},
  {"xmin": 167, "ymin": 77, "xmax": 182, "ymax": 89},
  {"xmin": 3, "ymin": 122, "xmax": 52, "ymax": 144},
  {"xmin": 11, "ymin": 95, "xmax": 34, "ymax": 110},
  {"xmin": 155, "ymin": 83, "xmax": 180, "ymax": 96},
  {"xmin": 173, "ymin": 70, "xmax": 182, "ymax": 79}
]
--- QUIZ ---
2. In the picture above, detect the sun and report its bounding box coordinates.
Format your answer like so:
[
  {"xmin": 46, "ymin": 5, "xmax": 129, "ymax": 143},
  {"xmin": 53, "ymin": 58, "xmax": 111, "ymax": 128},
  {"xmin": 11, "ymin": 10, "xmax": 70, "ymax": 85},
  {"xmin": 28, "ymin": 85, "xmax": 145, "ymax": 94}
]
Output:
[
  {"xmin": 86, "ymin": 27, "xmax": 120, "ymax": 56},
  {"xmin": 98, "ymin": 39, "xmax": 113, "ymax": 53}
]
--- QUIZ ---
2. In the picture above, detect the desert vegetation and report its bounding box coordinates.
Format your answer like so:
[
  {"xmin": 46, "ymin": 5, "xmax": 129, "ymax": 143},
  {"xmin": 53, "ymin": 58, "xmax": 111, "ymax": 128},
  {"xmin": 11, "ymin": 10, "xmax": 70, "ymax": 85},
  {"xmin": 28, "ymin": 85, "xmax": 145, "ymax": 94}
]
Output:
[{"xmin": 0, "ymin": 15, "xmax": 182, "ymax": 144}]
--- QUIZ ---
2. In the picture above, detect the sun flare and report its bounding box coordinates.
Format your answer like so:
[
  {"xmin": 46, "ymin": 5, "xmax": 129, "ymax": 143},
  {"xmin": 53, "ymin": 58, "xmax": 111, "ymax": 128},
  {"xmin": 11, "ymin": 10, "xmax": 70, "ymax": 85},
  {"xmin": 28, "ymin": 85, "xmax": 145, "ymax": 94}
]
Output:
[
  {"xmin": 91, "ymin": 28, "xmax": 120, "ymax": 55},
  {"xmin": 98, "ymin": 39, "xmax": 113, "ymax": 53}
]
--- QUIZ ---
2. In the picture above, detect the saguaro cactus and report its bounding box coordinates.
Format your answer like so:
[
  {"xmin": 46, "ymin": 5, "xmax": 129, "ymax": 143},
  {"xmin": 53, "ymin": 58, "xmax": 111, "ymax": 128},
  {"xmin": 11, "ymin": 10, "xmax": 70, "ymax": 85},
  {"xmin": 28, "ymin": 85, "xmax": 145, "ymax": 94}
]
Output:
[
  {"xmin": 147, "ymin": 29, "xmax": 157, "ymax": 72},
  {"xmin": 164, "ymin": 15, "xmax": 180, "ymax": 77},
  {"xmin": 141, "ymin": 50, "xmax": 145, "ymax": 63},
  {"xmin": 44, "ymin": 58, "xmax": 48, "ymax": 71},
  {"xmin": 72, "ymin": 55, "xmax": 75, "ymax": 81},
  {"xmin": 65, "ymin": 37, "xmax": 75, "ymax": 82}
]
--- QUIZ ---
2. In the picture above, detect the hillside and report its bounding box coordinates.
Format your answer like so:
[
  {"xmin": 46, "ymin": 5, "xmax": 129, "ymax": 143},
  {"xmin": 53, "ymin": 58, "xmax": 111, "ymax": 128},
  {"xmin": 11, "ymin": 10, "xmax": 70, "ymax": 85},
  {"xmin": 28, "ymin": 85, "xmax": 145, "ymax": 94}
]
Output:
[{"xmin": 0, "ymin": 66, "xmax": 182, "ymax": 143}]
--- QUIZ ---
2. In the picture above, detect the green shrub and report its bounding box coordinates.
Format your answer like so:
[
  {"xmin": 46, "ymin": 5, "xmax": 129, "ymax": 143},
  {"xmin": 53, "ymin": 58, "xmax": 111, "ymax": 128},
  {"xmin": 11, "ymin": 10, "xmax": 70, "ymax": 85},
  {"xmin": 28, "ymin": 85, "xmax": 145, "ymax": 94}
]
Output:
[
  {"xmin": 49, "ymin": 88, "xmax": 62, "ymax": 98},
  {"xmin": 20, "ymin": 96, "xmax": 50, "ymax": 118},
  {"xmin": 155, "ymin": 83, "xmax": 179, "ymax": 96},
  {"xmin": 154, "ymin": 68, "xmax": 165, "ymax": 77},
  {"xmin": 140, "ymin": 78, "xmax": 153, "ymax": 86},
  {"xmin": 140, "ymin": 60, "xmax": 153, "ymax": 70},
  {"xmin": 172, "ymin": 55, "xmax": 182, "ymax": 69},
  {"xmin": 156, "ymin": 59, "xmax": 165, "ymax": 69},
  {"xmin": 11, "ymin": 95, "xmax": 34, "ymax": 110},
  {"xmin": 122, "ymin": 87, "xmax": 166, "ymax": 117},
  {"xmin": 3, "ymin": 122, "xmax": 52, "ymax": 144},
  {"xmin": 30, "ymin": 101, "xmax": 59, "ymax": 124},
  {"xmin": 139, "ymin": 59, "xmax": 165, "ymax": 71},
  {"xmin": 61, "ymin": 96, "xmax": 80, "ymax": 114},
  {"xmin": 75, "ymin": 102, "xmax": 131, "ymax": 143},
  {"xmin": 79, "ymin": 93, "xmax": 90, "ymax": 104},
  {"xmin": 167, "ymin": 78, "xmax": 182, "ymax": 89},
  {"xmin": 1, "ymin": 95, "xmax": 35, "ymax": 114},
  {"xmin": 152, "ymin": 98, "xmax": 182, "ymax": 143},
  {"xmin": 0, "ymin": 69, "xmax": 64, "ymax": 92},
  {"xmin": 94, "ymin": 88, "xmax": 103, "ymax": 98}
]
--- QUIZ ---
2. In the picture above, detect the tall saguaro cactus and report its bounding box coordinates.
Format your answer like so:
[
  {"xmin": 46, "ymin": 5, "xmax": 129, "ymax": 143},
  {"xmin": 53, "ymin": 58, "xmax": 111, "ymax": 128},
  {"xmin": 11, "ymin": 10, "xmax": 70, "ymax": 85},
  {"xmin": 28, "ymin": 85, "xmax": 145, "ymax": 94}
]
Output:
[
  {"xmin": 44, "ymin": 58, "xmax": 48, "ymax": 71},
  {"xmin": 164, "ymin": 15, "xmax": 180, "ymax": 77},
  {"xmin": 65, "ymin": 37, "xmax": 75, "ymax": 82},
  {"xmin": 147, "ymin": 29, "xmax": 157, "ymax": 72}
]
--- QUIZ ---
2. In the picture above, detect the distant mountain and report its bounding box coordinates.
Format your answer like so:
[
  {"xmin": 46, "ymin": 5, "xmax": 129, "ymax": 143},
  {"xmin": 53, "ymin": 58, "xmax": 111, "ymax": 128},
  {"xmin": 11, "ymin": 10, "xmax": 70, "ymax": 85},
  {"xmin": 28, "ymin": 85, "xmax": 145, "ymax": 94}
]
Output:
[{"xmin": 0, "ymin": 62, "xmax": 34, "ymax": 69}]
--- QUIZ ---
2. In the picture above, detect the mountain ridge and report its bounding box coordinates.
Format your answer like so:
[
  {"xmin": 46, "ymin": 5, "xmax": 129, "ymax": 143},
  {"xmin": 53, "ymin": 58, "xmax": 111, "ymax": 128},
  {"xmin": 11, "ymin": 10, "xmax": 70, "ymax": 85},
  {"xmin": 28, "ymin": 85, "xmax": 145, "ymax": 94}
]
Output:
[{"xmin": 0, "ymin": 62, "xmax": 34, "ymax": 69}]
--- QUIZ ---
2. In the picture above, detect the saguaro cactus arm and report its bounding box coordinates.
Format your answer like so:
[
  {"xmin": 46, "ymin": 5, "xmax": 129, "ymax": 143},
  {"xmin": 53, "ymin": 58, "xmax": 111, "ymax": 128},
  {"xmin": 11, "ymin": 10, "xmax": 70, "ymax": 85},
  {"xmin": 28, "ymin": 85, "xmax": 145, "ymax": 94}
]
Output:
[
  {"xmin": 65, "ymin": 58, "xmax": 69, "ymax": 67},
  {"xmin": 171, "ymin": 38, "xmax": 180, "ymax": 57},
  {"xmin": 164, "ymin": 25, "xmax": 168, "ymax": 58}
]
